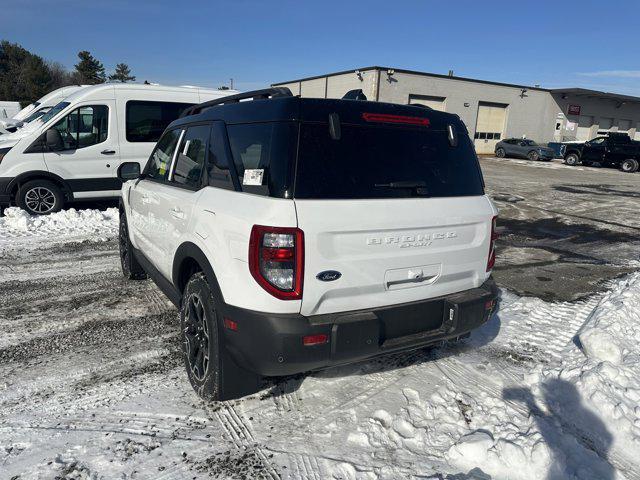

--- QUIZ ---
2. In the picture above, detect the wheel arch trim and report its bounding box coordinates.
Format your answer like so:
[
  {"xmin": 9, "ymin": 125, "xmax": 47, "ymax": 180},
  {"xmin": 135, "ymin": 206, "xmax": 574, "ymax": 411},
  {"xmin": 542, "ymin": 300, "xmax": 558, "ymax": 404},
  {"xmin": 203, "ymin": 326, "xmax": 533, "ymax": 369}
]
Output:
[
  {"xmin": 173, "ymin": 241, "xmax": 225, "ymax": 303},
  {"xmin": 7, "ymin": 171, "xmax": 72, "ymax": 197}
]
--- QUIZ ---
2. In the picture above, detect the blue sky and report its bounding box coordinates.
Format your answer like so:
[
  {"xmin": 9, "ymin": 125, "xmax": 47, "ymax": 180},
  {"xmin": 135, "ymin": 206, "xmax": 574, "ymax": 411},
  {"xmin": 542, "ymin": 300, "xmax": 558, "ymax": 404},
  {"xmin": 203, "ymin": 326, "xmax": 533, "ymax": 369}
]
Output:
[{"xmin": 3, "ymin": 0, "xmax": 640, "ymax": 95}]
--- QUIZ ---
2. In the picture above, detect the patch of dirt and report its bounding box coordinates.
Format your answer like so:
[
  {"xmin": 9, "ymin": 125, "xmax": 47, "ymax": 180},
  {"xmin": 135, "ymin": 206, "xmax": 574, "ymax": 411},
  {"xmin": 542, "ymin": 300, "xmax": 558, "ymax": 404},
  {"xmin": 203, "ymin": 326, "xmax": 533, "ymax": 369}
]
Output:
[{"xmin": 191, "ymin": 449, "xmax": 278, "ymax": 479}]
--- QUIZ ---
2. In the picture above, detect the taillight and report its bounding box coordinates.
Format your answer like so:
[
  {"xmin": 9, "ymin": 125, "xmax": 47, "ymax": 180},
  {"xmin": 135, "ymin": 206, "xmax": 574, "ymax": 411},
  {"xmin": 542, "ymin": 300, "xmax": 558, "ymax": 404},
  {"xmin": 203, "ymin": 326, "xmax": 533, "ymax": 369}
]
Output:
[
  {"xmin": 249, "ymin": 225, "xmax": 304, "ymax": 300},
  {"xmin": 487, "ymin": 215, "xmax": 498, "ymax": 271}
]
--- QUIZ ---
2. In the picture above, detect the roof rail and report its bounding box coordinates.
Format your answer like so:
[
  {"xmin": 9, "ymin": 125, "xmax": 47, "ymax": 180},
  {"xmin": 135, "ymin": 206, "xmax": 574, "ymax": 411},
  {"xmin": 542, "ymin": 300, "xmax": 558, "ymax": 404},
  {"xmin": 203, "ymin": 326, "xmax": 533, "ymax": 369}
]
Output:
[{"xmin": 180, "ymin": 87, "xmax": 293, "ymax": 117}]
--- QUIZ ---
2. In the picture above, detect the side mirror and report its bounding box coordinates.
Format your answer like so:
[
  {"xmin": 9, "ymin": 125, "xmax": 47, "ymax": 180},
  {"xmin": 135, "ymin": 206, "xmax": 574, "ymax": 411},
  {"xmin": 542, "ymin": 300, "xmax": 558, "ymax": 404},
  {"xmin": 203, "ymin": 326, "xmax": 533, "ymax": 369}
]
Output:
[
  {"xmin": 117, "ymin": 162, "xmax": 141, "ymax": 181},
  {"xmin": 45, "ymin": 128, "xmax": 64, "ymax": 151}
]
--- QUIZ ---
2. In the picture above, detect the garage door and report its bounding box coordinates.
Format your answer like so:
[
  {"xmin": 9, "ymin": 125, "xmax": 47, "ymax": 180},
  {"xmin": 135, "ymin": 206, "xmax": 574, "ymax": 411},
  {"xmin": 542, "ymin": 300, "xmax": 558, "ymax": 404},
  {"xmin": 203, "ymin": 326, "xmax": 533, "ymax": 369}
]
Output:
[
  {"xmin": 599, "ymin": 117, "xmax": 613, "ymax": 133},
  {"xmin": 618, "ymin": 119, "xmax": 631, "ymax": 132},
  {"xmin": 576, "ymin": 115, "xmax": 594, "ymax": 141},
  {"xmin": 408, "ymin": 94, "xmax": 446, "ymax": 111},
  {"xmin": 474, "ymin": 102, "xmax": 507, "ymax": 154}
]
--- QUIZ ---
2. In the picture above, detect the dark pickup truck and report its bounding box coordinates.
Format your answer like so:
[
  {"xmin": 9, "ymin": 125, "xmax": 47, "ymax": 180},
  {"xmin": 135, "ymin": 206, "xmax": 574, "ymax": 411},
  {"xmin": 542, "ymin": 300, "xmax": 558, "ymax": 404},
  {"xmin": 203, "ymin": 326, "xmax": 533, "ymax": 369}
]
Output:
[{"xmin": 564, "ymin": 133, "xmax": 640, "ymax": 173}]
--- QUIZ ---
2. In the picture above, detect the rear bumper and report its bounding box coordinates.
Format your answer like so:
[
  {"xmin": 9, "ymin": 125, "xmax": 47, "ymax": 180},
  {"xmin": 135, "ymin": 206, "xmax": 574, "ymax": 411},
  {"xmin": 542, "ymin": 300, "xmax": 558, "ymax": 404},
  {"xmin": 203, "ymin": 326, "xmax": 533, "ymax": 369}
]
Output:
[{"xmin": 221, "ymin": 278, "xmax": 499, "ymax": 376}]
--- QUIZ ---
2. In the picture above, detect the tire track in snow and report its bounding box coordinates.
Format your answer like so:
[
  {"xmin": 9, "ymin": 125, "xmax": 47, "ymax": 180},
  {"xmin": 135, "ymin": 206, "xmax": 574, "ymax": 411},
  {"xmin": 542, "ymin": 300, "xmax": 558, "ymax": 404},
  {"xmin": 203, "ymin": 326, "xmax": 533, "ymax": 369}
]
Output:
[
  {"xmin": 210, "ymin": 403, "xmax": 281, "ymax": 479},
  {"xmin": 498, "ymin": 294, "xmax": 601, "ymax": 361}
]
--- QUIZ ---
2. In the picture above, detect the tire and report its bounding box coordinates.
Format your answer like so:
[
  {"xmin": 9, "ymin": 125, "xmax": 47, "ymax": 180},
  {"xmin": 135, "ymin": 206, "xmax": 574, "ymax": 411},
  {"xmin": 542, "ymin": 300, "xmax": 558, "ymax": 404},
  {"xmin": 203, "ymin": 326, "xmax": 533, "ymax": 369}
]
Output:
[
  {"xmin": 495, "ymin": 147, "xmax": 506, "ymax": 158},
  {"xmin": 180, "ymin": 272, "xmax": 260, "ymax": 401},
  {"xmin": 564, "ymin": 153, "xmax": 580, "ymax": 166},
  {"xmin": 119, "ymin": 212, "xmax": 147, "ymax": 280},
  {"xmin": 527, "ymin": 151, "xmax": 540, "ymax": 161},
  {"xmin": 621, "ymin": 158, "xmax": 639, "ymax": 173},
  {"xmin": 16, "ymin": 180, "xmax": 64, "ymax": 215}
]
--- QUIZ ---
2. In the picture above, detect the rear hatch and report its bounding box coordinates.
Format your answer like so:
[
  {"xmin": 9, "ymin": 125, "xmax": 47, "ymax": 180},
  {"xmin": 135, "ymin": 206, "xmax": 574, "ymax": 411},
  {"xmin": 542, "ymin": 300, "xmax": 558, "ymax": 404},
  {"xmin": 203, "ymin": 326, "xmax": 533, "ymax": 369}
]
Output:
[{"xmin": 293, "ymin": 101, "xmax": 496, "ymax": 316}]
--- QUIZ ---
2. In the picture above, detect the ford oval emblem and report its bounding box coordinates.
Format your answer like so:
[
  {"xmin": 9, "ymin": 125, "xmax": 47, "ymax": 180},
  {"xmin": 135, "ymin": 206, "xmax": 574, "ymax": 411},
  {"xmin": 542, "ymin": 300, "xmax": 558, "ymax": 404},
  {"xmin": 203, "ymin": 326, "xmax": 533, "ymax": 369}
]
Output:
[{"xmin": 316, "ymin": 270, "xmax": 342, "ymax": 282}]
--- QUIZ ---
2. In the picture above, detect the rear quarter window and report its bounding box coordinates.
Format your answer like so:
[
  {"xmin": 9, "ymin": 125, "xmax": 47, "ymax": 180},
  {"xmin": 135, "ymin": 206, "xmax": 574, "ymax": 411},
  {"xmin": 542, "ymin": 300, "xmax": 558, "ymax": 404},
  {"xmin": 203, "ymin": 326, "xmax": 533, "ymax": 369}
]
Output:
[{"xmin": 226, "ymin": 122, "xmax": 297, "ymax": 197}]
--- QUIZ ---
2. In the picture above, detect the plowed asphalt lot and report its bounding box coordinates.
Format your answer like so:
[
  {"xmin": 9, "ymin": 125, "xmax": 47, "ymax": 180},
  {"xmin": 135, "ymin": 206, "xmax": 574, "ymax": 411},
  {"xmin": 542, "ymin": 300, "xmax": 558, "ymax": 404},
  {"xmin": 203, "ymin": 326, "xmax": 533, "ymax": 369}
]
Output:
[{"xmin": 0, "ymin": 156, "xmax": 638, "ymax": 479}]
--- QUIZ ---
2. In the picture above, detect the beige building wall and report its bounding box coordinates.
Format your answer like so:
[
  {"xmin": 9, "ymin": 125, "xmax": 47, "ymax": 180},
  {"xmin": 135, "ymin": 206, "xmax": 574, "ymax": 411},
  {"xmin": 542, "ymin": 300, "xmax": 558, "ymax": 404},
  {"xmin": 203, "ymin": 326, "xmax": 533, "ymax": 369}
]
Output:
[
  {"xmin": 274, "ymin": 67, "xmax": 640, "ymax": 145},
  {"xmin": 275, "ymin": 70, "xmax": 378, "ymax": 100},
  {"xmin": 377, "ymin": 71, "xmax": 554, "ymax": 142},
  {"xmin": 550, "ymin": 93, "xmax": 640, "ymax": 141}
]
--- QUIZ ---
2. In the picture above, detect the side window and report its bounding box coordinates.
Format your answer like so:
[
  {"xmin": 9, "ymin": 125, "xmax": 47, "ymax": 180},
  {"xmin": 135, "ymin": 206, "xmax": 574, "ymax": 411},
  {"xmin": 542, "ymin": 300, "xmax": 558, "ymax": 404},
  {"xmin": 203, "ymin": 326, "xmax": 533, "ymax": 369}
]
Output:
[
  {"xmin": 126, "ymin": 101, "xmax": 194, "ymax": 143},
  {"xmin": 51, "ymin": 105, "xmax": 108, "ymax": 150},
  {"xmin": 146, "ymin": 129, "xmax": 181, "ymax": 180},
  {"xmin": 171, "ymin": 125, "xmax": 208, "ymax": 188},
  {"xmin": 207, "ymin": 123, "xmax": 235, "ymax": 190}
]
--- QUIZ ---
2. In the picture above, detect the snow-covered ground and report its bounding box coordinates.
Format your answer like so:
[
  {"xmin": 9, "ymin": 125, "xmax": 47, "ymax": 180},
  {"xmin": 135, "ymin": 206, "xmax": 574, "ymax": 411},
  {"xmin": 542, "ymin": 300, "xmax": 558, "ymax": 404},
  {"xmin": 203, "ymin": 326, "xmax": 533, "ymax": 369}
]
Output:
[{"xmin": 1, "ymin": 206, "xmax": 639, "ymax": 480}]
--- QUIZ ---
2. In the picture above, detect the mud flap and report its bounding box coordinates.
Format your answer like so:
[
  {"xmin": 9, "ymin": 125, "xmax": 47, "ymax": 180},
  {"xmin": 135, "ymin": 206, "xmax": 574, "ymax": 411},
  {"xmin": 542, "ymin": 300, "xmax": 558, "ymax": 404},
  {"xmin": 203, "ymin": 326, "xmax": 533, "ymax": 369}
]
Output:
[{"xmin": 219, "ymin": 346, "xmax": 263, "ymax": 401}]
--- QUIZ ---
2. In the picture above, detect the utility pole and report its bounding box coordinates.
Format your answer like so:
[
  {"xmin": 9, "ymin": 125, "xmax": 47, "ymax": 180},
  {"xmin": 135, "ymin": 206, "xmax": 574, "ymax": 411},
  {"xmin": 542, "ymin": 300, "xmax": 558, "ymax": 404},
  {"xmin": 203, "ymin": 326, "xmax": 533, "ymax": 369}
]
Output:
[{"xmin": 230, "ymin": 78, "xmax": 234, "ymax": 90}]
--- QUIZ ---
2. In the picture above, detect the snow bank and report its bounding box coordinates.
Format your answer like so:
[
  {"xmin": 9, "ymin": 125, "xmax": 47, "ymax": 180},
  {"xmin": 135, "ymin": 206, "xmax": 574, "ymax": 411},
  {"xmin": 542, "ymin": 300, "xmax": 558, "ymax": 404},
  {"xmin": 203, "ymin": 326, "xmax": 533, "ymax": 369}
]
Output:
[
  {"xmin": 443, "ymin": 273, "xmax": 640, "ymax": 479},
  {"xmin": 0, "ymin": 207, "xmax": 118, "ymax": 246}
]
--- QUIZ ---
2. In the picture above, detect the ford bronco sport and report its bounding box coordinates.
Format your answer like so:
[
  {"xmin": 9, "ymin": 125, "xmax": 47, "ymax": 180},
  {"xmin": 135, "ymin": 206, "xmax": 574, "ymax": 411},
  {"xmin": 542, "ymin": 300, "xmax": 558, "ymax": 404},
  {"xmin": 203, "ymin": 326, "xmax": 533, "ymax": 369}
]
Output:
[{"xmin": 117, "ymin": 88, "xmax": 499, "ymax": 400}]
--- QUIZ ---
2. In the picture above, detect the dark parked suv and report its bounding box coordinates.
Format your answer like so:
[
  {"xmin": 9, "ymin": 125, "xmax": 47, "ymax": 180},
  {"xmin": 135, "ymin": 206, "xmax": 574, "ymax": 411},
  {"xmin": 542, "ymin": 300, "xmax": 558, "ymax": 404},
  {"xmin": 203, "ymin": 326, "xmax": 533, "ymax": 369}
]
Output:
[{"xmin": 495, "ymin": 138, "xmax": 555, "ymax": 161}]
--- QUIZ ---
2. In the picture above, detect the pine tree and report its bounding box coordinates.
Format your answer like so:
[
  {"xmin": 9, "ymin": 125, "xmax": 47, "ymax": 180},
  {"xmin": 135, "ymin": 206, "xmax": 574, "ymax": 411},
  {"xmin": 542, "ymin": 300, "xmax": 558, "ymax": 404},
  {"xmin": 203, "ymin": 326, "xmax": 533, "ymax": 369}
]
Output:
[
  {"xmin": 108, "ymin": 63, "xmax": 135, "ymax": 83},
  {"xmin": 0, "ymin": 41, "xmax": 53, "ymax": 106},
  {"xmin": 74, "ymin": 51, "xmax": 106, "ymax": 84}
]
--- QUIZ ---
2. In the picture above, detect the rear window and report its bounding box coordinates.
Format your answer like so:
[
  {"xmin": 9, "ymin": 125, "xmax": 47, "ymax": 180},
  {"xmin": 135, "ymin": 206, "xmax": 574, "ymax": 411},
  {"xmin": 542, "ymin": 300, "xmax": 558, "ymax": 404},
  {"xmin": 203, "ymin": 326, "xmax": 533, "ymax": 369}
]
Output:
[{"xmin": 294, "ymin": 122, "xmax": 484, "ymax": 199}]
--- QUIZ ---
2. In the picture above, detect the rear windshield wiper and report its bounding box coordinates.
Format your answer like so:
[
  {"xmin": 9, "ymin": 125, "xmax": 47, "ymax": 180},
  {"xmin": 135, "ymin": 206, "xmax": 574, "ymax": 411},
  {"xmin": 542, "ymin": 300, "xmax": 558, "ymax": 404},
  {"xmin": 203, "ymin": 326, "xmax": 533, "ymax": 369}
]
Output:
[{"xmin": 374, "ymin": 181, "xmax": 430, "ymax": 196}]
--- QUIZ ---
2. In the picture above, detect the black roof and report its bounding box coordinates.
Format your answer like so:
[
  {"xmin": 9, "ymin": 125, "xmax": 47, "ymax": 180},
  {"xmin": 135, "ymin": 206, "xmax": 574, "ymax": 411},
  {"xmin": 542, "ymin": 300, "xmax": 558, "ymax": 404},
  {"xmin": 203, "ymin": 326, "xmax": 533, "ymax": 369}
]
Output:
[{"xmin": 169, "ymin": 94, "xmax": 464, "ymax": 131}]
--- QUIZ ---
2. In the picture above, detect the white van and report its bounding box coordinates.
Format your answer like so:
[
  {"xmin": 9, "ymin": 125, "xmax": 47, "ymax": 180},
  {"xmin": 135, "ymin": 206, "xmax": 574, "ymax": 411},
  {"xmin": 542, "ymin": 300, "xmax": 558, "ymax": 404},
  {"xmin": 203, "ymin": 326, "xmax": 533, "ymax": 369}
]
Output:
[
  {"xmin": 0, "ymin": 83, "xmax": 236, "ymax": 214},
  {"xmin": 0, "ymin": 85, "xmax": 88, "ymax": 135}
]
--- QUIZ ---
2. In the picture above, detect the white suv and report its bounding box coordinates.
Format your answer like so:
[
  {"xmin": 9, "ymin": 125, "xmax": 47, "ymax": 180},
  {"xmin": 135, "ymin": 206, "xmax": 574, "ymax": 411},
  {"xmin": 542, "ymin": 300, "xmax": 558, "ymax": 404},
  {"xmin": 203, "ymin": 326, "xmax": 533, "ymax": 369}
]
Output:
[{"xmin": 118, "ymin": 88, "xmax": 499, "ymax": 401}]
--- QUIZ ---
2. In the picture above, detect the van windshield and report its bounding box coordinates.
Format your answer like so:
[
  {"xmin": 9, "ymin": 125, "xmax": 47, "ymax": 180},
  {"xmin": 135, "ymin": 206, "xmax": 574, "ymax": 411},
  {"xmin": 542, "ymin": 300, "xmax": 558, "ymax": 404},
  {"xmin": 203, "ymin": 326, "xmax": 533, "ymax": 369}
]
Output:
[
  {"xmin": 40, "ymin": 101, "xmax": 70, "ymax": 124},
  {"xmin": 294, "ymin": 123, "xmax": 484, "ymax": 199},
  {"xmin": 23, "ymin": 107, "xmax": 51, "ymax": 123}
]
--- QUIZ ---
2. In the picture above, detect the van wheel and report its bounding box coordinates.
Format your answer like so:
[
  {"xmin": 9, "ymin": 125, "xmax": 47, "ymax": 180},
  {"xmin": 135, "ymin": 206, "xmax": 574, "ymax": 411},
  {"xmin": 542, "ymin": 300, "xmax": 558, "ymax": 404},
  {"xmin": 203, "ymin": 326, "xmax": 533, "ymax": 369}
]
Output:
[
  {"xmin": 621, "ymin": 158, "xmax": 639, "ymax": 173},
  {"xmin": 119, "ymin": 212, "xmax": 147, "ymax": 280},
  {"xmin": 564, "ymin": 153, "xmax": 580, "ymax": 166},
  {"xmin": 17, "ymin": 180, "xmax": 64, "ymax": 215},
  {"xmin": 527, "ymin": 151, "xmax": 540, "ymax": 161},
  {"xmin": 495, "ymin": 148, "xmax": 506, "ymax": 158},
  {"xmin": 181, "ymin": 272, "xmax": 260, "ymax": 401}
]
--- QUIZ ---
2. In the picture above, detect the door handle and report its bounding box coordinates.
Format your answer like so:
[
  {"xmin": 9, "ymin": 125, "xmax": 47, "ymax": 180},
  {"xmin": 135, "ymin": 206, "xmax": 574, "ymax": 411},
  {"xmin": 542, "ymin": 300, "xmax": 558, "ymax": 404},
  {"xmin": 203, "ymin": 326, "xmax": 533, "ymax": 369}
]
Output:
[{"xmin": 101, "ymin": 149, "xmax": 116, "ymax": 155}]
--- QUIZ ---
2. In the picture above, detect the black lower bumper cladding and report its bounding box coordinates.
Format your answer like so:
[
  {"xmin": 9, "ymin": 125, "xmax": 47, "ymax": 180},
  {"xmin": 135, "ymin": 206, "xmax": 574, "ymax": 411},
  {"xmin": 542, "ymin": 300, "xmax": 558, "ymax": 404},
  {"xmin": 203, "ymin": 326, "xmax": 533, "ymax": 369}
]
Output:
[{"xmin": 221, "ymin": 278, "xmax": 499, "ymax": 376}]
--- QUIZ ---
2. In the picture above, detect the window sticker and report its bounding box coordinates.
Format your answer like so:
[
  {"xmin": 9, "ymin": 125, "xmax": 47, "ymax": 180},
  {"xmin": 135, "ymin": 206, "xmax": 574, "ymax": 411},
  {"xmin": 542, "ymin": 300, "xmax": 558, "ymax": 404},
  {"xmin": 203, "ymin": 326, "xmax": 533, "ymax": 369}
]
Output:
[{"xmin": 243, "ymin": 169, "xmax": 264, "ymax": 186}]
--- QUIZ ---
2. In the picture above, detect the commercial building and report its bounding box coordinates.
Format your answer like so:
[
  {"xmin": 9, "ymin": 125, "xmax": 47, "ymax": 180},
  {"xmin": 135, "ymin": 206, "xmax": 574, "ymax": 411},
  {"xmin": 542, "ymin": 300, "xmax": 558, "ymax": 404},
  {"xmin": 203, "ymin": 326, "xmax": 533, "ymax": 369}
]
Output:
[{"xmin": 273, "ymin": 67, "xmax": 640, "ymax": 154}]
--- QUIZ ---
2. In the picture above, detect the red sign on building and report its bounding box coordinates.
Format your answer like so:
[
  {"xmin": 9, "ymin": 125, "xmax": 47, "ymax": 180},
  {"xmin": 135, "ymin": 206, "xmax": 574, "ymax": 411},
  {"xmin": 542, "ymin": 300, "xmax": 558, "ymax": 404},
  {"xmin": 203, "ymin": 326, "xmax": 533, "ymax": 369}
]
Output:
[{"xmin": 567, "ymin": 104, "xmax": 581, "ymax": 115}]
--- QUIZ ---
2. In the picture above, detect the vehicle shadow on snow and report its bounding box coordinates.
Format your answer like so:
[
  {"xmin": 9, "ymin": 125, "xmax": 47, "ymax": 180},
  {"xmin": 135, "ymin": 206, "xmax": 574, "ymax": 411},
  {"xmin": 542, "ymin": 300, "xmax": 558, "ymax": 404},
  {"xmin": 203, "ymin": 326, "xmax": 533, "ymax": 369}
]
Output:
[
  {"xmin": 263, "ymin": 296, "xmax": 503, "ymax": 397},
  {"xmin": 504, "ymin": 379, "xmax": 615, "ymax": 480}
]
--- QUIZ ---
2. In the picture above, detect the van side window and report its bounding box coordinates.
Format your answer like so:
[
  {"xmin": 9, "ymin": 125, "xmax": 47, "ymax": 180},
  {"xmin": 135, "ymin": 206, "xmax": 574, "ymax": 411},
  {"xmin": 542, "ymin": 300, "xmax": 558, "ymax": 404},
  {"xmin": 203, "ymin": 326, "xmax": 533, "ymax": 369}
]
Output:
[
  {"xmin": 126, "ymin": 101, "xmax": 194, "ymax": 143},
  {"xmin": 171, "ymin": 125, "xmax": 208, "ymax": 189},
  {"xmin": 51, "ymin": 105, "xmax": 108, "ymax": 150},
  {"xmin": 146, "ymin": 129, "xmax": 181, "ymax": 180},
  {"xmin": 207, "ymin": 123, "xmax": 235, "ymax": 190}
]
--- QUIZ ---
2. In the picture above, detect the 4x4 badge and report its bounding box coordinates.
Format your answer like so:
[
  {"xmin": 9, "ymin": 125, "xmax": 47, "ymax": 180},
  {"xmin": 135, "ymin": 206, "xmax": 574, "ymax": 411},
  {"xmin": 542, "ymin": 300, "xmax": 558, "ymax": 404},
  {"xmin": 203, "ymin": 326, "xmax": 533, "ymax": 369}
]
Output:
[{"xmin": 316, "ymin": 270, "xmax": 342, "ymax": 282}]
